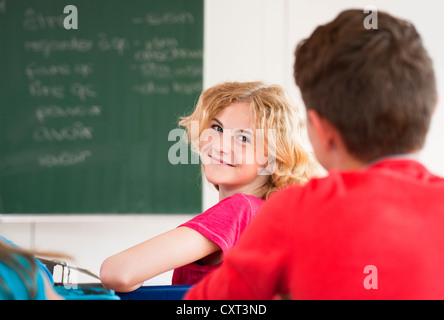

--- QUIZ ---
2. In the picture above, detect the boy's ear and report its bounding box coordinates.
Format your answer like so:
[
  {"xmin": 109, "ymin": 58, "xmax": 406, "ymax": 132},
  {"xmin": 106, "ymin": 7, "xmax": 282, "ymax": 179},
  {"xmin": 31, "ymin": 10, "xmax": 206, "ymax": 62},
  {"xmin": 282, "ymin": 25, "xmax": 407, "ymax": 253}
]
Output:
[{"xmin": 307, "ymin": 110, "xmax": 338, "ymax": 151}]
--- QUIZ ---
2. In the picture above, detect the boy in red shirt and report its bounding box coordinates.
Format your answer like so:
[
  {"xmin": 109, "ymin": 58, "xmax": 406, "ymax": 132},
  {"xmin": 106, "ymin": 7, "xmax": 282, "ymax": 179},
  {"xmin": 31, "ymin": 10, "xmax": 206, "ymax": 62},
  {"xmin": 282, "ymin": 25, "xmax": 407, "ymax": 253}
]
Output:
[{"xmin": 186, "ymin": 9, "xmax": 444, "ymax": 299}]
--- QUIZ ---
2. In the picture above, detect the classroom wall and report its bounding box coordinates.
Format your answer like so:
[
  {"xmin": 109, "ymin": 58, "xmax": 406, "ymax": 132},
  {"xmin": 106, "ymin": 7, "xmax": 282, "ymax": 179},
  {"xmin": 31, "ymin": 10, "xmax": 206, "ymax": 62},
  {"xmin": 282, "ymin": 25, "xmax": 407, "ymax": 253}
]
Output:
[{"xmin": 1, "ymin": 0, "xmax": 443, "ymax": 284}]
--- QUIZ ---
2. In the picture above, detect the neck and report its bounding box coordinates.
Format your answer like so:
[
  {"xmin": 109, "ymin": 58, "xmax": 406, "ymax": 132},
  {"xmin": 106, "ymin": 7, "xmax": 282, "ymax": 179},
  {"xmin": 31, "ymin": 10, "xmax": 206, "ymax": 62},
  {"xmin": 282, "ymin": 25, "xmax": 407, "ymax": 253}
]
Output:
[
  {"xmin": 327, "ymin": 150, "xmax": 420, "ymax": 172},
  {"xmin": 365, "ymin": 151, "xmax": 420, "ymax": 167},
  {"xmin": 326, "ymin": 153, "xmax": 367, "ymax": 172},
  {"xmin": 218, "ymin": 182, "xmax": 265, "ymax": 201}
]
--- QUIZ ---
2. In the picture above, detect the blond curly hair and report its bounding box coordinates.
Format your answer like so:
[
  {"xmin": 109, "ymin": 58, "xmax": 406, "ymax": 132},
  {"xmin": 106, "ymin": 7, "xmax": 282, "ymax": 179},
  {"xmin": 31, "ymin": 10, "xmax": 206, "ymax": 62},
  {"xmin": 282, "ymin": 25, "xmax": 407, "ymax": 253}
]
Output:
[{"xmin": 179, "ymin": 81, "xmax": 320, "ymax": 199}]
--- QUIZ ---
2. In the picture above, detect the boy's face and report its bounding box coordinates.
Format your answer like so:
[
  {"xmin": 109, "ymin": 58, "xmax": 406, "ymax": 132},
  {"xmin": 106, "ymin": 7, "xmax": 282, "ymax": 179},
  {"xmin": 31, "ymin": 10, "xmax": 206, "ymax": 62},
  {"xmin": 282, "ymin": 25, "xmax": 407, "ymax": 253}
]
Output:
[{"xmin": 199, "ymin": 102, "xmax": 269, "ymax": 192}]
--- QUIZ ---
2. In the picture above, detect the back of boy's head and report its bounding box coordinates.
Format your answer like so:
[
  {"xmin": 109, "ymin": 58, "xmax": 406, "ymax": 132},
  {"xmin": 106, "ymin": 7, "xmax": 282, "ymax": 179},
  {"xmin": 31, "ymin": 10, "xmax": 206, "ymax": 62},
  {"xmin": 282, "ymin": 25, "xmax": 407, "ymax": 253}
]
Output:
[{"xmin": 294, "ymin": 9, "xmax": 437, "ymax": 162}]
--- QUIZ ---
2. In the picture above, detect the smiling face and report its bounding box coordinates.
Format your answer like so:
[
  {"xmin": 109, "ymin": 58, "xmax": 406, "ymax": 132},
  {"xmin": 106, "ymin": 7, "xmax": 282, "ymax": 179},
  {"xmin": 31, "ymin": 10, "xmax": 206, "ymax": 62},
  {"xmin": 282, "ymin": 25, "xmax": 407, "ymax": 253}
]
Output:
[{"xmin": 199, "ymin": 102, "xmax": 270, "ymax": 199}]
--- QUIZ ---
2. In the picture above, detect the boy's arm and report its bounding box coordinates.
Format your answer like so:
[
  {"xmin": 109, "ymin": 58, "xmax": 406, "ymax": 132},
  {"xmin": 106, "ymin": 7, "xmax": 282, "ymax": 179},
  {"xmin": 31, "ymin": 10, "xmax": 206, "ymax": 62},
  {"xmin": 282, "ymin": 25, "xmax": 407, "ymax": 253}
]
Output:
[{"xmin": 100, "ymin": 227, "xmax": 220, "ymax": 292}]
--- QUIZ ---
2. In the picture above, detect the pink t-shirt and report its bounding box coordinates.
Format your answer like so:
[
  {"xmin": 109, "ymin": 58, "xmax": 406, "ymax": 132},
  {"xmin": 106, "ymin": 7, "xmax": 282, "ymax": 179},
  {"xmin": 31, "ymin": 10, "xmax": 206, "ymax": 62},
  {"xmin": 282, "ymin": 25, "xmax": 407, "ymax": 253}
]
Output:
[{"xmin": 172, "ymin": 193, "xmax": 264, "ymax": 285}]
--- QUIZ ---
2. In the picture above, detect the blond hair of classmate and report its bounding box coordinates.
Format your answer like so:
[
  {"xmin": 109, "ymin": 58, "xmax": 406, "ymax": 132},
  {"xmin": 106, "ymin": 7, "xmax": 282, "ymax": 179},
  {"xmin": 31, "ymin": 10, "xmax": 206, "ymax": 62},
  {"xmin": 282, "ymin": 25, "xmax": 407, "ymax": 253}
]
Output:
[{"xmin": 180, "ymin": 81, "xmax": 319, "ymax": 198}]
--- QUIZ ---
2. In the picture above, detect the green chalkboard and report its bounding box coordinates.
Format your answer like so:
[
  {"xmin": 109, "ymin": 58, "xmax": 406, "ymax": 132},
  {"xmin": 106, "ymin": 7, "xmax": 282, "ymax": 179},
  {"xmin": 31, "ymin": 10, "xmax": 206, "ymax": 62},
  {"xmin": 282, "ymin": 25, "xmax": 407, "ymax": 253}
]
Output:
[{"xmin": 0, "ymin": 0, "xmax": 203, "ymax": 214}]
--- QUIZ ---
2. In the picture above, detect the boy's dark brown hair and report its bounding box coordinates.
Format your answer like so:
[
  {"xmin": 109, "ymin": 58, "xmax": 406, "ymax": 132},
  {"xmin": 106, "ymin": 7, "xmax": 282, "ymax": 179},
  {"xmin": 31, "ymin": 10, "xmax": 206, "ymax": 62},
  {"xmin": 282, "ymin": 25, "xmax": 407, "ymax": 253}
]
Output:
[{"xmin": 294, "ymin": 9, "xmax": 437, "ymax": 162}]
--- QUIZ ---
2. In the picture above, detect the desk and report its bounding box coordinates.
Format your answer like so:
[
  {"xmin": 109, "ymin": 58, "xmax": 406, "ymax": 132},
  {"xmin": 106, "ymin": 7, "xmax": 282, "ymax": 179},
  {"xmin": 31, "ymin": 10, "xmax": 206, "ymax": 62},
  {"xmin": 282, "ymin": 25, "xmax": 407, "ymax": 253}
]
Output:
[{"xmin": 117, "ymin": 285, "xmax": 191, "ymax": 300}]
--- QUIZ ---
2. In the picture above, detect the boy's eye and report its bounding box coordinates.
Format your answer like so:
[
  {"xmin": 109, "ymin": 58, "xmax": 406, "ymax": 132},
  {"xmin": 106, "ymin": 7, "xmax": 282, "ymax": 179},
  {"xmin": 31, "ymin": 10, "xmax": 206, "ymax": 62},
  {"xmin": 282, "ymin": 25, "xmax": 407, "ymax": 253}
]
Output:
[{"xmin": 211, "ymin": 124, "xmax": 223, "ymax": 132}]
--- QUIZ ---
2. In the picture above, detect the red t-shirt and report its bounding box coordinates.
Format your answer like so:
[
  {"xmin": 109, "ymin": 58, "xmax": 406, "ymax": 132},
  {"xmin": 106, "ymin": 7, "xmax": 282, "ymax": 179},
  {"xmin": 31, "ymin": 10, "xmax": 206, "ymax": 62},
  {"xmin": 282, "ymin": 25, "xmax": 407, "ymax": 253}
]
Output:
[
  {"xmin": 172, "ymin": 193, "xmax": 264, "ymax": 285},
  {"xmin": 186, "ymin": 159, "xmax": 444, "ymax": 299}
]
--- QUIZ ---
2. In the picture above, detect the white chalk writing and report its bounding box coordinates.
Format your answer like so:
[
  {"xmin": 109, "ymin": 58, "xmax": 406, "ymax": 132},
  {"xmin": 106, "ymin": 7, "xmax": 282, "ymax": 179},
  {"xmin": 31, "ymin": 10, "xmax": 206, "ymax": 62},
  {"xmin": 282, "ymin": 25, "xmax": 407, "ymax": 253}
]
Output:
[
  {"xmin": 33, "ymin": 122, "xmax": 93, "ymax": 142},
  {"xmin": 36, "ymin": 105, "xmax": 102, "ymax": 123},
  {"xmin": 38, "ymin": 150, "xmax": 92, "ymax": 167},
  {"xmin": 132, "ymin": 12, "xmax": 195, "ymax": 26}
]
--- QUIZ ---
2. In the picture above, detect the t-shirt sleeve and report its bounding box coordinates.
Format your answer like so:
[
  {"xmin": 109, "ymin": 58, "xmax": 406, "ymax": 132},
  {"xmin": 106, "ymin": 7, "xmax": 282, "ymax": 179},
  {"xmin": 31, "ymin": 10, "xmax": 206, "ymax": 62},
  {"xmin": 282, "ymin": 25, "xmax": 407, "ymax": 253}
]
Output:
[{"xmin": 178, "ymin": 194, "xmax": 262, "ymax": 253}]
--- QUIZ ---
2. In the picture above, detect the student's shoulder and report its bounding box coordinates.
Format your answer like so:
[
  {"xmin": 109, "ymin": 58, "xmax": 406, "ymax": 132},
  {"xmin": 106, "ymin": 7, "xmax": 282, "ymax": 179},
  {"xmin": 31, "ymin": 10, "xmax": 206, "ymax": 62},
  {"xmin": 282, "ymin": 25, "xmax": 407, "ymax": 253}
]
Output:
[
  {"xmin": 223, "ymin": 193, "xmax": 264, "ymax": 207},
  {"xmin": 201, "ymin": 193, "xmax": 260, "ymax": 218}
]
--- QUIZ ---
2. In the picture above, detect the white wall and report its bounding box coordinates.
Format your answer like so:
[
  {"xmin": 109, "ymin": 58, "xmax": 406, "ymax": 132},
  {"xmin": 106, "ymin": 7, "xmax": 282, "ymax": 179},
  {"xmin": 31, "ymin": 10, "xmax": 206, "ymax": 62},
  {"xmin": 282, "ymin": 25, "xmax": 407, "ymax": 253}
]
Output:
[
  {"xmin": 1, "ymin": 0, "xmax": 443, "ymax": 284},
  {"xmin": 285, "ymin": 0, "xmax": 444, "ymax": 176},
  {"xmin": 0, "ymin": 215, "xmax": 193, "ymax": 284}
]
